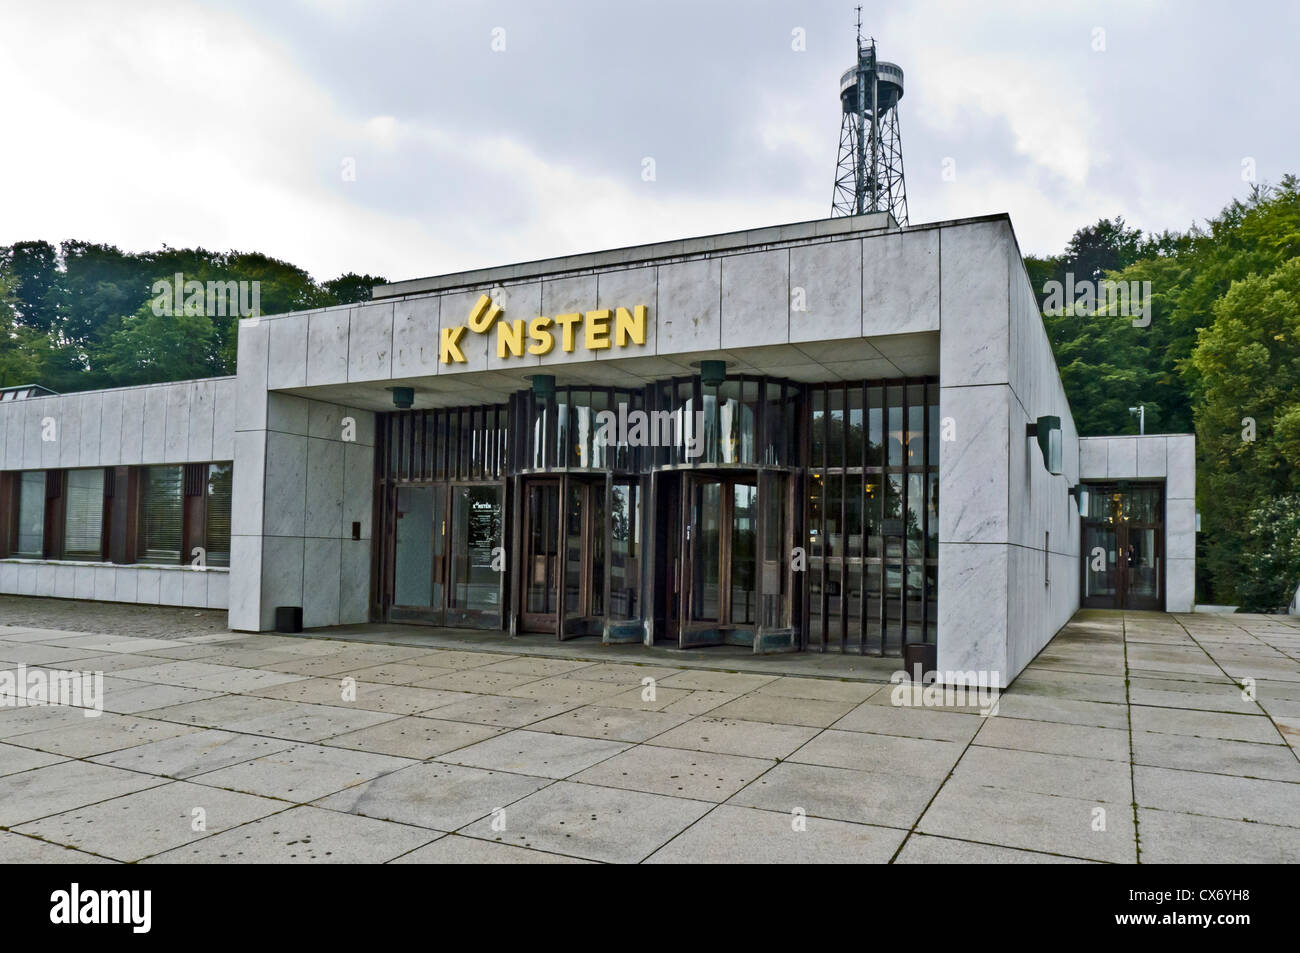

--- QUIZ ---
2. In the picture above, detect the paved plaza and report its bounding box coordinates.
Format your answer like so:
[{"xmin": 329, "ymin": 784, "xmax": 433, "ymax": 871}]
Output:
[{"xmin": 0, "ymin": 602, "xmax": 1297, "ymax": 863}]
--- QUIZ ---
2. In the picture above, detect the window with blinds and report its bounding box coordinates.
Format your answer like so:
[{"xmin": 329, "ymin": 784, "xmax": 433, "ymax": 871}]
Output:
[
  {"xmin": 15, "ymin": 471, "xmax": 45, "ymax": 557},
  {"xmin": 63, "ymin": 469, "xmax": 105, "ymax": 560},
  {"xmin": 137, "ymin": 465, "xmax": 183, "ymax": 563},
  {"xmin": 205, "ymin": 462, "xmax": 232, "ymax": 567}
]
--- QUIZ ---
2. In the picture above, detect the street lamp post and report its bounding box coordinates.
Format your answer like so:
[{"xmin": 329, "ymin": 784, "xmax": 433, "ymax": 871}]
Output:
[{"xmin": 1129, "ymin": 404, "xmax": 1145, "ymax": 436}]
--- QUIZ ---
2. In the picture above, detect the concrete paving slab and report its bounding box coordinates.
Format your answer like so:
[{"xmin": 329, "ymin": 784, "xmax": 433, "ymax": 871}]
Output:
[
  {"xmin": 658, "ymin": 670, "xmax": 778, "ymax": 693},
  {"xmin": 417, "ymin": 693, "xmax": 576, "ymax": 727},
  {"xmin": 1131, "ymin": 730, "xmax": 1300, "ymax": 782},
  {"xmin": 0, "ymin": 830, "xmax": 118, "ymax": 863},
  {"xmin": 527, "ymin": 705, "xmax": 690, "ymax": 742},
  {"xmin": 951, "ymin": 744, "xmax": 1133, "ymax": 802},
  {"xmin": 323, "ymin": 716, "xmax": 503, "ymax": 759},
  {"xmin": 99, "ymin": 683, "xmax": 222, "ymax": 715},
  {"xmin": 5, "ymin": 711, "xmax": 200, "ymax": 758},
  {"xmin": 573, "ymin": 744, "xmax": 770, "ymax": 801},
  {"xmin": 730, "ymin": 760, "xmax": 939, "ymax": 829},
  {"xmin": 437, "ymin": 729, "xmax": 628, "ymax": 779},
  {"xmin": 788, "ymin": 728, "xmax": 964, "ymax": 778},
  {"xmin": 894, "ymin": 833, "xmax": 1094, "ymax": 863},
  {"xmin": 497, "ymin": 675, "xmax": 631, "ymax": 705},
  {"xmin": 985, "ymin": 694, "xmax": 1130, "ymax": 730},
  {"xmin": 390, "ymin": 834, "xmax": 590, "ymax": 863},
  {"xmin": 142, "ymin": 805, "xmax": 436, "ymax": 863},
  {"xmin": 1137, "ymin": 808, "xmax": 1300, "ymax": 863},
  {"xmin": 650, "ymin": 716, "xmax": 819, "ymax": 760},
  {"xmin": 706, "ymin": 692, "xmax": 856, "ymax": 728},
  {"xmin": 194, "ymin": 743, "xmax": 417, "ymax": 802},
  {"xmin": 0, "ymin": 740, "xmax": 65, "ymax": 776},
  {"xmin": 0, "ymin": 760, "xmax": 167, "ymax": 826},
  {"xmin": 140, "ymin": 694, "xmax": 303, "ymax": 728},
  {"xmin": 89, "ymin": 728, "xmax": 296, "ymax": 779},
  {"xmin": 223, "ymin": 702, "xmax": 403, "ymax": 743},
  {"xmin": 315, "ymin": 761, "xmax": 551, "ymax": 830},
  {"xmin": 831, "ymin": 703, "xmax": 984, "ymax": 742},
  {"xmin": 644, "ymin": 805, "xmax": 905, "ymax": 864},
  {"xmin": 15, "ymin": 779, "xmax": 286, "ymax": 862},
  {"xmin": 917, "ymin": 777, "xmax": 1136, "ymax": 863},
  {"xmin": 1133, "ymin": 765, "xmax": 1300, "ymax": 827},
  {"xmin": 750, "ymin": 676, "xmax": 881, "ymax": 703},
  {"xmin": 410, "ymin": 669, "xmax": 541, "ymax": 694},
  {"xmin": 459, "ymin": 780, "xmax": 712, "ymax": 863},
  {"xmin": 1130, "ymin": 705, "xmax": 1282, "ymax": 744},
  {"xmin": 974, "ymin": 716, "xmax": 1130, "ymax": 761}
]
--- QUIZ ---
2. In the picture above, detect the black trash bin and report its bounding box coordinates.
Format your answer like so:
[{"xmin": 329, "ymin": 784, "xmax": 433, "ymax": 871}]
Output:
[
  {"xmin": 275, "ymin": 606, "xmax": 303, "ymax": 633},
  {"xmin": 903, "ymin": 642, "xmax": 937, "ymax": 682}
]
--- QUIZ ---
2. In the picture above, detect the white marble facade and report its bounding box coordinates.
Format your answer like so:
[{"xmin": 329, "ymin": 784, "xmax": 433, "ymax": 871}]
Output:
[
  {"xmin": 0, "ymin": 378, "xmax": 237, "ymax": 608},
  {"xmin": 1078, "ymin": 434, "xmax": 1197, "ymax": 612},
  {"xmin": 0, "ymin": 212, "xmax": 1199, "ymax": 689}
]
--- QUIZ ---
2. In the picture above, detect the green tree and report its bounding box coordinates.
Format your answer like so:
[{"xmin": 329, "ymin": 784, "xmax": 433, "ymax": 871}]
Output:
[
  {"xmin": 1237, "ymin": 495, "xmax": 1300, "ymax": 612},
  {"xmin": 1191, "ymin": 256, "xmax": 1300, "ymax": 602}
]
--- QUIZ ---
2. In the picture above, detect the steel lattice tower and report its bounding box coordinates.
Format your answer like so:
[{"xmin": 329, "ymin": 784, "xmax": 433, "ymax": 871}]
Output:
[{"xmin": 831, "ymin": 11, "xmax": 908, "ymax": 223}]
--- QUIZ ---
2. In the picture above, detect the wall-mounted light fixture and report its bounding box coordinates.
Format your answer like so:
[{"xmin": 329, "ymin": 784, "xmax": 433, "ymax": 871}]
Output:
[
  {"xmin": 528, "ymin": 374, "xmax": 556, "ymax": 398},
  {"xmin": 389, "ymin": 386, "xmax": 414, "ymax": 409},
  {"xmin": 1027, "ymin": 415, "xmax": 1063, "ymax": 475},
  {"xmin": 1068, "ymin": 484, "xmax": 1090, "ymax": 513}
]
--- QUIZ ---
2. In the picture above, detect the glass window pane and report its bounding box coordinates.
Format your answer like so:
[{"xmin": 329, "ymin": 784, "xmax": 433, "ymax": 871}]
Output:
[
  {"xmin": 16, "ymin": 471, "xmax": 45, "ymax": 557},
  {"xmin": 394, "ymin": 486, "xmax": 433, "ymax": 607},
  {"xmin": 846, "ymin": 385, "xmax": 864, "ymax": 467},
  {"xmin": 610, "ymin": 482, "xmax": 640, "ymax": 620},
  {"xmin": 526, "ymin": 483, "xmax": 559, "ymax": 615},
  {"xmin": 740, "ymin": 380, "xmax": 758, "ymax": 464},
  {"xmin": 907, "ymin": 384, "xmax": 925, "ymax": 467},
  {"xmin": 811, "ymin": 387, "xmax": 826, "ymax": 467},
  {"xmin": 138, "ymin": 466, "xmax": 183, "ymax": 564},
  {"xmin": 731, "ymin": 482, "xmax": 756, "ymax": 625},
  {"xmin": 927, "ymin": 471, "xmax": 939, "ymax": 559},
  {"xmin": 206, "ymin": 463, "xmax": 232, "ymax": 568},
  {"xmin": 827, "ymin": 386, "xmax": 844, "ymax": 468},
  {"xmin": 759, "ymin": 472, "xmax": 787, "ymax": 627},
  {"xmin": 867, "ymin": 386, "xmax": 883, "ymax": 467},
  {"xmin": 691, "ymin": 481, "xmax": 721, "ymax": 621},
  {"xmin": 887, "ymin": 386, "xmax": 903, "ymax": 467},
  {"xmin": 64, "ymin": 469, "xmax": 104, "ymax": 560},
  {"xmin": 449, "ymin": 486, "xmax": 502, "ymax": 611},
  {"xmin": 927, "ymin": 392, "xmax": 940, "ymax": 465}
]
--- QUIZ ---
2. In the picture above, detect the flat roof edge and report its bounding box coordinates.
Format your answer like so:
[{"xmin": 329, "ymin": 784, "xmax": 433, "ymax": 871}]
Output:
[{"xmin": 372, "ymin": 211, "xmax": 906, "ymax": 299}]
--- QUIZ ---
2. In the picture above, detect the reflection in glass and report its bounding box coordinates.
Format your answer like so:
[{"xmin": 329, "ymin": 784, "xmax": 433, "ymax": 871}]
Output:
[
  {"xmin": 610, "ymin": 482, "xmax": 640, "ymax": 620},
  {"xmin": 450, "ymin": 485, "xmax": 501, "ymax": 611},
  {"xmin": 526, "ymin": 483, "xmax": 559, "ymax": 615},
  {"xmin": 16, "ymin": 471, "xmax": 45, "ymax": 558},
  {"xmin": 691, "ymin": 481, "xmax": 721, "ymax": 621},
  {"xmin": 731, "ymin": 482, "xmax": 757, "ymax": 624},
  {"xmin": 394, "ymin": 486, "xmax": 433, "ymax": 607}
]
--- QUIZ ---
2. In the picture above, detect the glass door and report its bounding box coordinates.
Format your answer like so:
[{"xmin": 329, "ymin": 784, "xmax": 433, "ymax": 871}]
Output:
[
  {"xmin": 391, "ymin": 484, "xmax": 446, "ymax": 624},
  {"xmin": 446, "ymin": 484, "xmax": 504, "ymax": 627},
  {"xmin": 560, "ymin": 476, "xmax": 605, "ymax": 639},
  {"xmin": 1080, "ymin": 483, "xmax": 1164, "ymax": 610},
  {"xmin": 680, "ymin": 474, "xmax": 758, "ymax": 647},
  {"xmin": 522, "ymin": 480, "xmax": 561, "ymax": 632}
]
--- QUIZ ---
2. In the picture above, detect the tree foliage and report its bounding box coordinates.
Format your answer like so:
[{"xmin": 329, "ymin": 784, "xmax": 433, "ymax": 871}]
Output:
[
  {"xmin": 0, "ymin": 241, "xmax": 385, "ymax": 391},
  {"xmin": 1031, "ymin": 176, "xmax": 1300, "ymax": 604}
]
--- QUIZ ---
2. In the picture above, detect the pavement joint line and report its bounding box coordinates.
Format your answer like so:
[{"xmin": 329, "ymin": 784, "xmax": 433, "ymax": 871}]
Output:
[
  {"xmin": 1172, "ymin": 611, "xmax": 1300, "ymax": 765},
  {"xmin": 5, "ymin": 609, "xmax": 1300, "ymax": 863},
  {"xmin": 1122, "ymin": 613, "xmax": 1141, "ymax": 864},
  {"xmin": 883, "ymin": 698, "xmax": 994, "ymax": 864}
]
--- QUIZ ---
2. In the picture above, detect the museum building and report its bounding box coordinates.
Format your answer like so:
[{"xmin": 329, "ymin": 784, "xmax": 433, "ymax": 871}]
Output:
[{"xmin": 0, "ymin": 211, "xmax": 1196, "ymax": 686}]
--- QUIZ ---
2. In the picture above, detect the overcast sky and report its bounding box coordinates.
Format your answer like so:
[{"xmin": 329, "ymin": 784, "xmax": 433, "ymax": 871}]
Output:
[{"xmin": 2, "ymin": 0, "xmax": 1296, "ymax": 283}]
